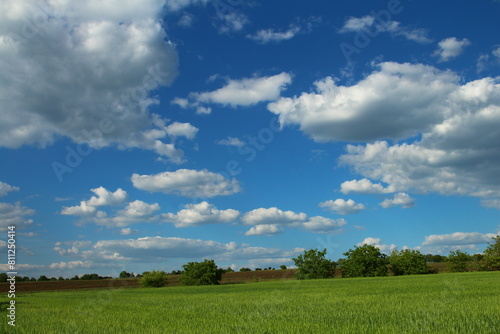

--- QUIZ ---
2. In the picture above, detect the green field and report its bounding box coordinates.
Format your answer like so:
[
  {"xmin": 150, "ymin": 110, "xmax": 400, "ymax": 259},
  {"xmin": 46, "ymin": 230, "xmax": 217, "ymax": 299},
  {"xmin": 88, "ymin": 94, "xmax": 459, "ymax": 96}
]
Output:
[{"xmin": 2, "ymin": 271, "xmax": 499, "ymax": 333}]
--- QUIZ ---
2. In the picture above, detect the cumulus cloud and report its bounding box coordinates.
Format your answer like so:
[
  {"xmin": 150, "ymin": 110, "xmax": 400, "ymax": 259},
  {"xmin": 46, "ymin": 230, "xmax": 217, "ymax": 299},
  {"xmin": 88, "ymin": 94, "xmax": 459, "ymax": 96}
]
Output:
[
  {"xmin": 319, "ymin": 199, "xmax": 366, "ymax": 215},
  {"xmin": 357, "ymin": 237, "xmax": 397, "ymax": 253},
  {"xmin": 433, "ymin": 37, "xmax": 471, "ymax": 62},
  {"xmin": 162, "ymin": 201, "xmax": 240, "ymax": 227},
  {"xmin": 339, "ymin": 15, "xmax": 432, "ymax": 43},
  {"xmin": 0, "ymin": 182, "xmax": 19, "ymax": 197},
  {"xmin": 247, "ymin": 25, "xmax": 301, "ymax": 44},
  {"xmin": 165, "ymin": 122, "xmax": 199, "ymax": 140},
  {"xmin": 422, "ymin": 232, "xmax": 497, "ymax": 246},
  {"xmin": 340, "ymin": 179, "xmax": 395, "ymax": 194},
  {"xmin": 0, "ymin": 0, "xmax": 186, "ymax": 161},
  {"xmin": 131, "ymin": 169, "xmax": 241, "ymax": 198},
  {"xmin": 380, "ymin": 193, "xmax": 415, "ymax": 209},
  {"xmin": 0, "ymin": 202, "xmax": 34, "ymax": 231},
  {"xmin": 61, "ymin": 187, "xmax": 127, "ymax": 215},
  {"xmin": 216, "ymin": 11, "xmax": 249, "ymax": 34},
  {"xmin": 268, "ymin": 62, "xmax": 459, "ymax": 142},
  {"xmin": 241, "ymin": 207, "xmax": 307, "ymax": 226},
  {"xmin": 216, "ymin": 137, "xmax": 246, "ymax": 147},
  {"xmin": 192, "ymin": 73, "xmax": 292, "ymax": 108},
  {"xmin": 120, "ymin": 228, "xmax": 138, "ymax": 235},
  {"xmin": 245, "ymin": 224, "xmax": 283, "ymax": 236},
  {"xmin": 481, "ymin": 198, "xmax": 500, "ymax": 209},
  {"xmin": 302, "ymin": 216, "xmax": 347, "ymax": 234}
]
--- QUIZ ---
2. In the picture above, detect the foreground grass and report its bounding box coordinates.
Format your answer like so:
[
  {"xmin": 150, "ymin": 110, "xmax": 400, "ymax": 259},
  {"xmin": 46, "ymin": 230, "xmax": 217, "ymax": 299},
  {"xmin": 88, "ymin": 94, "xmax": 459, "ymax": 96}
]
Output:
[{"xmin": 1, "ymin": 271, "xmax": 499, "ymax": 333}]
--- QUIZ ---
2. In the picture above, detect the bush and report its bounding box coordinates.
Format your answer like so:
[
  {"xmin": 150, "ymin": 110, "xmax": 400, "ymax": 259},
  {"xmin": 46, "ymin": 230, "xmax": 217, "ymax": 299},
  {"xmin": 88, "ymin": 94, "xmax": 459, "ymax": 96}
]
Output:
[
  {"xmin": 293, "ymin": 248, "xmax": 336, "ymax": 280},
  {"xmin": 141, "ymin": 270, "xmax": 168, "ymax": 288},
  {"xmin": 239, "ymin": 267, "xmax": 251, "ymax": 272},
  {"xmin": 340, "ymin": 244, "xmax": 388, "ymax": 278},
  {"xmin": 280, "ymin": 265, "xmax": 287, "ymax": 270},
  {"xmin": 480, "ymin": 236, "xmax": 500, "ymax": 271},
  {"xmin": 447, "ymin": 250, "xmax": 469, "ymax": 272},
  {"xmin": 180, "ymin": 259, "xmax": 223, "ymax": 286},
  {"xmin": 389, "ymin": 249, "xmax": 431, "ymax": 276}
]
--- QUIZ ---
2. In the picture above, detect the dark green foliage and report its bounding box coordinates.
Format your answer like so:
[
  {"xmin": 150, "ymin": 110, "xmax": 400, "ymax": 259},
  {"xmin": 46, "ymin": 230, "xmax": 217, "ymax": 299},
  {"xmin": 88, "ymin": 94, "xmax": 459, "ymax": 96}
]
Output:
[
  {"xmin": 389, "ymin": 249, "xmax": 431, "ymax": 276},
  {"xmin": 57, "ymin": 277, "xmax": 65, "ymax": 281},
  {"xmin": 292, "ymin": 248, "xmax": 336, "ymax": 280},
  {"xmin": 280, "ymin": 265, "xmax": 287, "ymax": 270},
  {"xmin": 480, "ymin": 236, "xmax": 500, "ymax": 271},
  {"xmin": 38, "ymin": 275, "xmax": 49, "ymax": 281},
  {"xmin": 425, "ymin": 254, "xmax": 446, "ymax": 263},
  {"xmin": 119, "ymin": 270, "xmax": 132, "ymax": 278},
  {"xmin": 255, "ymin": 268, "xmax": 262, "ymax": 271},
  {"xmin": 80, "ymin": 273, "xmax": 99, "ymax": 280},
  {"xmin": 0, "ymin": 273, "xmax": 7, "ymax": 282},
  {"xmin": 239, "ymin": 267, "xmax": 251, "ymax": 272},
  {"xmin": 140, "ymin": 270, "xmax": 168, "ymax": 288},
  {"xmin": 180, "ymin": 259, "xmax": 223, "ymax": 286},
  {"xmin": 340, "ymin": 244, "xmax": 388, "ymax": 278},
  {"xmin": 446, "ymin": 250, "xmax": 469, "ymax": 272}
]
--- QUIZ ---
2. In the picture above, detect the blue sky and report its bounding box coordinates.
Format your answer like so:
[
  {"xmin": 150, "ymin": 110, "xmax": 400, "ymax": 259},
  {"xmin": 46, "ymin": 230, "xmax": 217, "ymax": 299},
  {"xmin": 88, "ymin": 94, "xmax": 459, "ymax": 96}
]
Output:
[{"xmin": 1, "ymin": 0, "xmax": 499, "ymax": 278}]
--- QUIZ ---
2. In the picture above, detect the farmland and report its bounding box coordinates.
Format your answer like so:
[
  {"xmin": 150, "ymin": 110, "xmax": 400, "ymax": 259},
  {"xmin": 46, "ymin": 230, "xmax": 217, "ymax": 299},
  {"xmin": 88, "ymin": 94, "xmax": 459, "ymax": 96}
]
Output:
[{"xmin": 1, "ymin": 271, "xmax": 499, "ymax": 333}]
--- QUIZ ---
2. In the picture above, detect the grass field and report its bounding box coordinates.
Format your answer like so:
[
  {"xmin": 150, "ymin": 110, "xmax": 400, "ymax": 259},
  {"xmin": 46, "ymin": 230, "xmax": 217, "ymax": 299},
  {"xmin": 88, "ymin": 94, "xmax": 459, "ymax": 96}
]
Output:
[{"xmin": 1, "ymin": 271, "xmax": 499, "ymax": 333}]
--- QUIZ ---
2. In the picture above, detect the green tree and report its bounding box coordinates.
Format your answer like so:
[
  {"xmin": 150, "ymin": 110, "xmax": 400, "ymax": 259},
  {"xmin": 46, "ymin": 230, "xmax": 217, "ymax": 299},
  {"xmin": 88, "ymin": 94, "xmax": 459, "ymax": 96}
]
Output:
[
  {"xmin": 38, "ymin": 275, "xmax": 49, "ymax": 281},
  {"xmin": 239, "ymin": 267, "xmax": 251, "ymax": 272},
  {"xmin": 389, "ymin": 249, "xmax": 430, "ymax": 276},
  {"xmin": 141, "ymin": 270, "xmax": 168, "ymax": 287},
  {"xmin": 119, "ymin": 270, "xmax": 132, "ymax": 278},
  {"xmin": 292, "ymin": 249, "xmax": 336, "ymax": 280},
  {"xmin": 340, "ymin": 244, "xmax": 388, "ymax": 278},
  {"xmin": 480, "ymin": 235, "xmax": 500, "ymax": 271},
  {"xmin": 447, "ymin": 250, "xmax": 469, "ymax": 272},
  {"xmin": 280, "ymin": 265, "xmax": 287, "ymax": 270},
  {"xmin": 180, "ymin": 259, "xmax": 223, "ymax": 286},
  {"xmin": 0, "ymin": 273, "xmax": 7, "ymax": 282}
]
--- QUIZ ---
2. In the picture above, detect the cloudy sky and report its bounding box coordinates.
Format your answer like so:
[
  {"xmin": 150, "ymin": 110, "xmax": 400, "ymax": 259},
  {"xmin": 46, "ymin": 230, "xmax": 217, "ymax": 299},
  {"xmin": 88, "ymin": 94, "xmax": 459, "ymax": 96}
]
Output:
[{"xmin": 1, "ymin": 0, "xmax": 499, "ymax": 278}]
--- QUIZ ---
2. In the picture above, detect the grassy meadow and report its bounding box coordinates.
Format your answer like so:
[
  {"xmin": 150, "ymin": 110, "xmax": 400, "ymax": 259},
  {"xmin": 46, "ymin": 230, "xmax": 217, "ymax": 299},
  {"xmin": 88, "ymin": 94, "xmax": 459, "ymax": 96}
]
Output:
[{"xmin": 2, "ymin": 271, "xmax": 499, "ymax": 333}]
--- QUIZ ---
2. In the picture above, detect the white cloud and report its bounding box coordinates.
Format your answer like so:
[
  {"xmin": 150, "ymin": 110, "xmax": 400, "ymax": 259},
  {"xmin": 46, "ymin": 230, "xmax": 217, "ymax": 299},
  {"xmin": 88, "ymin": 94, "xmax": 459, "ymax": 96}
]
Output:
[
  {"xmin": 302, "ymin": 216, "xmax": 347, "ymax": 234},
  {"xmin": 217, "ymin": 12, "xmax": 249, "ymax": 34},
  {"xmin": 0, "ymin": 202, "xmax": 34, "ymax": 231},
  {"xmin": 162, "ymin": 201, "xmax": 240, "ymax": 227},
  {"xmin": 422, "ymin": 232, "xmax": 497, "ymax": 246},
  {"xmin": 164, "ymin": 0, "xmax": 210, "ymax": 12},
  {"xmin": 433, "ymin": 37, "xmax": 471, "ymax": 62},
  {"xmin": 340, "ymin": 179, "xmax": 395, "ymax": 194},
  {"xmin": 245, "ymin": 224, "xmax": 283, "ymax": 236},
  {"xmin": 120, "ymin": 228, "xmax": 138, "ymax": 235},
  {"xmin": 380, "ymin": 193, "xmax": 415, "ymax": 209},
  {"xmin": 481, "ymin": 198, "xmax": 500, "ymax": 209},
  {"xmin": 241, "ymin": 207, "xmax": 307, "ymax": 226},
  {"xmin": 192, "ymin": 73, "xmax": 292, "ymax": 107},
  {"xmin": 165, "ymin": 122, "xmax": 199, "ymax": 140},
  {"xmin": 0, "ymin": 0, "xmax": 184, "ymax": 160},
  {"xmin": 319, "ymin": 199, "xmax": 366, "ymax": 215},
  {"xmin": 131, "ymin": 169, "xmax": 241, "ymax": 198},
  {"xmin": 49, "ymin": 260, "xmax": 95, "ymax": 270},
  {"xmin": 268, "ymin": 62, "xmax": 458, "ymax": 142},
  {"xmin": 216, "ymin": 137, "xmax": 245, "ymax": 147},
  {"xmin": 340, "ymin": 15, "xmax": 431, "ymax": 43},
  {"xmin": 493, "ymin": 46, "xmax": 500, "ymax": 59},
  {"xmin": 357, "ymin": 237, "xmax": 397, "ymax": 253},
  {"xmin": 61, "ymin": 187, "xmax": 127, "ymax": 215},
  {"xmin": 92, "ymin": 200, "xmax": 161, "ymax": 228},
  {"xmin": 61, "ymin": 201, "xmax": 98, "ymax": 216},
  {"xmin": 0, "ymin": 182, "xmax": 19, "ymax": 197},
  {"xmin": 247, "ymin": 25, "xmax": 301, "ymax": 44}
]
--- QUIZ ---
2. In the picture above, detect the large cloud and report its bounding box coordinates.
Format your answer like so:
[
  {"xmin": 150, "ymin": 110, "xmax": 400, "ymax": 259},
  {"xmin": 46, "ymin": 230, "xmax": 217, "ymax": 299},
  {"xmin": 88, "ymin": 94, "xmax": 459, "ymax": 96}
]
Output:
[
  {"xmin": 131, "ymin": 169, "xmax": 241, "ymax": 198},
  {"xmin": 0, "ymin": 0, "xmax": 187, "ymax": 161}
]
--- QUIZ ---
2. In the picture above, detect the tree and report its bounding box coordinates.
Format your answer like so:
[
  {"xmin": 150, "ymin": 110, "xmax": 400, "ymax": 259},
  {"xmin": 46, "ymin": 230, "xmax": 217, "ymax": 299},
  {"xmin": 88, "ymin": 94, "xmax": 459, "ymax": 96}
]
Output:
[
  {"xmin": 389, "ymin": 249, "xmax": 430, "ymax": 276},
  {"xmin": 58, "ymin": 277, "xmax": 65, "ymax": 281},
  {"xmin": 141, "ymin": 270, "xmax": 168, "ymax": 288},
  {"xmin": 180, "ymin": 259, "xmax": 223, "ymax": 286},
  {"xmin": 0, "ymin": 273, "xmax": 7, "ymax": 282},
  {"xmin": 339, "ymin": 244, "xmax": 388, "ymax": 278},
  {"xmin": 480, "ymin": 235, "xmax": 500, "ymax": 271},
  {"xmin": 38, "ymin": 275, "xmax": 49, "ymax": 281},
  {"xmin": 239, "ymin": 267, "xmax": 251, "ymax": 272},
  {"xmin": 280, "ymin": 265, "xmax": 287, "ymax": 270},
  {"xmin": 447, "ymin": 250, "xmax": 469, "ymax": 272},
  {"xmin": 119, "ymin": 270, "xmax": 132, "ymax": 279},
  {"xmin": 292, "ymin": 248, "xmax": 336, "ymax": 280}
]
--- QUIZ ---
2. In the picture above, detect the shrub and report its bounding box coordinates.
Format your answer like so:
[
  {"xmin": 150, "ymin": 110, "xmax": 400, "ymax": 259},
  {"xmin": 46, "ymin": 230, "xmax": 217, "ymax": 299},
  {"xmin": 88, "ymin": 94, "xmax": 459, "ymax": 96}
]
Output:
[
  {"xmin": 293, "ymin": 248, "xmax": 336, "ymax": 280},
  {"xmin": 389, "ymin": 249, "xmax": 431, "ymax": 276},
  {"xmin": 180, "ymin": 259, "xmax": 223, "ymax": 286},
  {"xmin": 141, "ymin": 270, "xmax": 168, "ymax": 288},
  {"xmin": 447, "ymin": 250, "xmax": 469, "ymax": 272},
  {"xmin": 480, "ymin": 236, "xmax": 500, "ymax": 271}
]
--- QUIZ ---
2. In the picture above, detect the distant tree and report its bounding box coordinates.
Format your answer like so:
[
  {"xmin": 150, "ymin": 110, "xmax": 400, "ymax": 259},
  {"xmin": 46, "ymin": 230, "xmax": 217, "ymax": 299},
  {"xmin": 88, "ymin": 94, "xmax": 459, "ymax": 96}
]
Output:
[
  {"xmin": 70, "ymin": 275, "xmax": 80, "ymax": 280},
  {"xmin": 170, "ymin": 270, "xmax": 182, "ymax": 275},
  {"xmin": 57, "ymin": 277, "xmax": 65, "ymax": 281},
  {"xmin": 447, "ymin": 250, "xmax": 469, "ymax": 272},
  {"xmin": 222, "ymin": 267, "xmax": 234, "ymax": 273},
  {"xmin": 255, "ymin": 268, "xmax": 262, "ymax": 271},
  {"xmin": 23, "ymin": 276, "xmax": 30, "ymax": 282},
  {"xmin": 239, "ymin": 268, "xmax": 251, "ymax": 272},
  {"xmin": 119, "ymin": 270, "xmax": 132, "ymax": 279},
  {"xmin": 0, "ymin": 273, "xmax": 7, "ymax": 282},
  {"xmin": 389, "ymin": 249, "xmax": 430, "ymax": 276},
  {"xmin": 340, "ymin": 244, "xmax": 388, "ymax": 278},
  {"xmin": 293, "ymin": 248, "xmax": 336, "ymax": 280},
  {"xmin": 50, "ymin": 277, "xmax": 57, "ymax": 281},
  {"xmin": 180, "ymin": 259, "xmax": 223, "ymax": 286},
  {"xmin": 480, "ymin": 236, "xmax": 500, "ymax": 271},
  {"xmin": 425, "ymin": 254, "xmax": 446, "ymax": 263},
  {"xmin": 38, "ymin": 275, "xmax": 49, "ymax": 281},
  {"xmin": 141, "ymin": 270, "xmax": 168, "ymax": 288},
  {"xmin": 80, "ymin": 273, "xmax": 99, "ymax": 280},
  {"xmin": 280, "ymin": 265, "xmax": 287, "ymax": 270},
  {"xmin": 30, "ymin": 277, "xmax": 36, "ymax": 282}
]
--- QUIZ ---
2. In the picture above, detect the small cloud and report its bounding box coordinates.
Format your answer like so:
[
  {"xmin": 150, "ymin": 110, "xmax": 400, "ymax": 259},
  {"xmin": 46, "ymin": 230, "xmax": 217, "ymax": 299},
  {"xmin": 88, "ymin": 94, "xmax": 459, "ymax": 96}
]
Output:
[
  {"xmin": 0, "ymin": 182, "xmax": 19, "ymax": 197},
  {"xmin": 247, "ymin": 25, "xmax": 301, "ymax": 44},
  {"xmin": 120, "ymin": 228, "xmax": 138, "ymax": 236},
  {"xmin": 433, "ymin": 37, "xmax": 471, "ymax": 62},
  {"xmin": 380, "ymin": 193, "xmax": 415, "ymax": 209},
  {"xmin": 216, "ymin": 137, "xmax": 245, "ymax": 147},
  {"xmin": 245, "ymin": 224, "xmax": 283, "ymax": 236},
  {"xmin": 319, "ymin": 199, "xmax": 366, "ymax": 215},
  {"xmin": 178, "ymin": 12, "xmax": 195, "ymax": 27}
]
